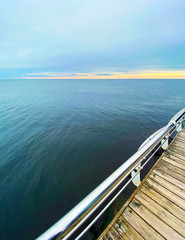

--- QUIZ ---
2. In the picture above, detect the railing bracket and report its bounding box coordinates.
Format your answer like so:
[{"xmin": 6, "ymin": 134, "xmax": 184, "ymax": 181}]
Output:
[
  {"xmin": 176, "ymin": 121, "xmax": 183, "ymax": 132},
  {"xmin": 161, "ymin": 136, "xmax": 169, "ymax": 150},
  {"xmin": 131, "ymin": 164, "xmax": 141, "ymax": 187}
]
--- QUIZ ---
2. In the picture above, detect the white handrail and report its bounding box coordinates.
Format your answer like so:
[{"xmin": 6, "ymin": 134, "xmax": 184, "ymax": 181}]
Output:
[{"xmin": 37, "ymin": 108, "xmax": 185, "ymax": 240}]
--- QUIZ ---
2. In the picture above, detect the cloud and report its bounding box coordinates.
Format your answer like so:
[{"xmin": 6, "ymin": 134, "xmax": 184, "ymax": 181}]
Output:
[
  {"xmin": 21, "ymin": 69, "xmax": 185, "ymax": 79},
  {"xmin": 27, "ymin": 72, "xmax": 59, "ymax": 77},
  {"xmin": 1, "ymin": 0, "xmax": 185, "ymax": 78}
]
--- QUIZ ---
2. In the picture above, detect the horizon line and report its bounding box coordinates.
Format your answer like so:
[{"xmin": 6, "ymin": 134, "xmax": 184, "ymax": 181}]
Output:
[{"xmin": 18, "ymin": 70, "xmax": 185, "ymax": 79}]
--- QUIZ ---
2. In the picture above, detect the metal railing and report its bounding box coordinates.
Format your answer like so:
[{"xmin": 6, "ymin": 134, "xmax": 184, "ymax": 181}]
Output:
[{"xmin": 37, "ymin": 108, "xmax": 185, "ymax": 240}]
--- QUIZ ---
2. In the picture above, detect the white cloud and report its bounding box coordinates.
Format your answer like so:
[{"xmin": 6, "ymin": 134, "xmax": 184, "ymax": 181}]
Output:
[{"xmin": 0, "ymin": 0, "xmax": 185, "ymax": 75}]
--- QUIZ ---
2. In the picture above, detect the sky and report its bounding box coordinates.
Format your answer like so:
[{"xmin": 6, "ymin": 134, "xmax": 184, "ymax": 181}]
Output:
[{"xmin": 0, "ymin": 0, "xmax": 185, "ymax": 79}]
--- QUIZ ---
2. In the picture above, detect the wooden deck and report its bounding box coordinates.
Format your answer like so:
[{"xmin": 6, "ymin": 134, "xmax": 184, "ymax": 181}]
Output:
[{"xmin": 98, "ymin": 128, "xmax": 185, "ymax": 240}]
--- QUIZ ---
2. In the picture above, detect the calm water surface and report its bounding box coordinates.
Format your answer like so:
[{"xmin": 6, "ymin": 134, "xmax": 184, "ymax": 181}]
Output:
[{"xmin": 0, "ymin": 79, "xmax": 185, "ymax": 239}]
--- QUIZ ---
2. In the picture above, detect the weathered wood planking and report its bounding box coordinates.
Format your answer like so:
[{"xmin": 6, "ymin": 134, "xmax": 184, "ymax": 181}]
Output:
[{"xmin": 98, "ymin": 127, "xmax": 185, "ymax": 240}]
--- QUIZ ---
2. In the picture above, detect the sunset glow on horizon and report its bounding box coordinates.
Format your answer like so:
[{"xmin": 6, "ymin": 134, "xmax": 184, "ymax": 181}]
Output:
[{"xmin": 22, "ymin": 70, "xmax": 185, "ymax": 80}]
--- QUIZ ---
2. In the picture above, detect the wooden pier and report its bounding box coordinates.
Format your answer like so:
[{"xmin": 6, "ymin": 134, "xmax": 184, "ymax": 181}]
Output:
[{"xmin": 98, "ymin": 128, "xmax": 185, "ymax": 240}]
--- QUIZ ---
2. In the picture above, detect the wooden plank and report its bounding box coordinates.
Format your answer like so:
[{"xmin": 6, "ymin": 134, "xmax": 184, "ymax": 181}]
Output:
[
  {"xmin": 155, "ymin": 165, "xmax": 185, "ymax": 185},
  {"xmin": 173, "ymin": 136, "xmax": 185, "ymax": 143},
  {"xmin": 145, "ymin": 178, "xmax": 185, "ymax": 210},
  {"xmin": 141, "ymin": 183, "xmax": 185, "ymax": 221},
  {"xmin": 178, "ymin": 128, "xmax": 185, "ymax": 134},
  {"xmin": 162, "ymin": 156, "xmax": 185, "ymax": 170},
  {"xmin": 176, "ymin": 136, "xmax": 185, "ymax": 143},
  {"xmin": 170, "ymin": 145, "xmax": 185, "ymax": 157},
  {"xmin": 149, "ymin": 173, "xmax": 185, "ymax": 200},
  {"xmin": 169, "ymin": 145, "xmax": 185, "ymax": 155},
  {"xmin": 178, "ymin": 131, "xmax": 185, "ymax": 137},
  {"xmin": 113, "ymin": 223, "xmax": 132, "ymax": 240},
  {"xmin": 103, "ymin": 232, "xmax": 114, "ymax": 240},
  {"xmin": 158, "ymin": 159, "xmax": 185, "ymax": 177},
  {"xmin": 99, "ymin": 233, "xmax": 111, "ymax": 240},
  {"xmin": 166, "ymin": 148, "xmax": 185, "ymax": 162},
  {"xmin": 134, "ymin": 191, "xmax": 185, "ymax": 236},
  {"xmin": 177, "ymin": 131, "xmax": 185, "ymax": 136},
  {"xmin": 171, "ymin": 141, "xmax": 185, "ymax": 150},
  {"xmin": 104, "ymin": 227, "xmax": 122, "ymax": 240},
  {"xmin": 130, "ymin": 198, "xmax": 185, "ymax": 240},
  {"xmin": 153, "ymin": 168, "xmax": 185, "ymax": 190},
  {"xmin": 164, "ymin": 151, "xmax": 185, "ymax": 165},
  {"xmin": 171, "ymin": 137, "xmax": 185, "ymax": 146},
  {"xmin": 109, "ymin": 227, "xmax": 122, "ymax": 240},
  {"xmin": 114, "ymin": 216, "xmax": 144, "ymax": 240},
  {"xmin": 155, "ymin": 161, "xmax": 185, "ymax": 184},
  {"xmin": 178, "ymin": 136, "xmax": 185, "ymax": 141},
  {"xmin": 122, "ymin": 207, "xmax": 165, "ymax": 240},
  {"xmin": 155, "ymin": 162, "xmax": 185, "ymax": 182},
  {"xmin": 99, "ymin": 236, "xmax": 108, "ymax": 240}
]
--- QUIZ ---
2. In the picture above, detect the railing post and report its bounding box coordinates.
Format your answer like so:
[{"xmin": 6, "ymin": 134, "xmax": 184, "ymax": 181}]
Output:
[
  {"xmin": 131, "ymin": 164, "xmax": 141, "ymax": 187},
  {"xmin": 176, "ymin": 121, "xmax": 183, "ymax": 132},
  {"xmin": 161, "ymin": 135, "xmax": 169, "ymax": 150}
]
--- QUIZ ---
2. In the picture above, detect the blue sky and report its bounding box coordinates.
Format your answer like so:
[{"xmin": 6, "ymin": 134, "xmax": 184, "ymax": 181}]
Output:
[{"xmin": 0, "ymin": 0, "xmax": 185, "ymax": 79}]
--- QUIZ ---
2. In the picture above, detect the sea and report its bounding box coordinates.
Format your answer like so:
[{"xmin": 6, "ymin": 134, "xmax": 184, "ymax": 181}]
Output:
[{"xmin": 0, "ymin": 79, "xmax": 185, "ymax": 240}]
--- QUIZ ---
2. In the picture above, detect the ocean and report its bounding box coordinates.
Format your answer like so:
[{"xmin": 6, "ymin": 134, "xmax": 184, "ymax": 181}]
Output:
[{"xmin": 0, "ymin": 79, "xmax": 185, "ymax": 239}]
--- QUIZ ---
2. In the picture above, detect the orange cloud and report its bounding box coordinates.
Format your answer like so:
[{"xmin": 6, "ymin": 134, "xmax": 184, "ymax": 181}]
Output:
[{"xmin": 23, "ymin": 70, "xmax": 185, "ymax": 79}]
